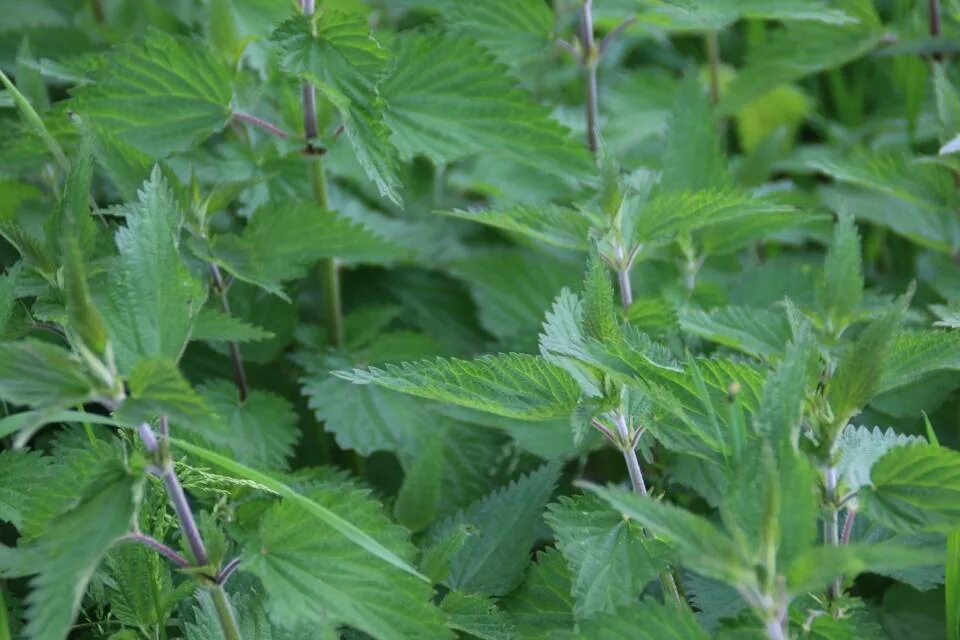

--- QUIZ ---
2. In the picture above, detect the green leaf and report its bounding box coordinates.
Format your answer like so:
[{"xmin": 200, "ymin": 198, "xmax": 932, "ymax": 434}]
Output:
[
  {"xmin": 717, "ymin": 0, "xmax": 883, "ymax": 114},
  {"xmin": 786, "ymin": 542, "xmax": 940, "ymax": 596},
  {"xmin": 117, "ymin": 358, "xmax": 212, "ymax": 429},
  {"xmin": 71, "ymin": 29, "xmax": 233, "ymax": 157},
  {"xmin": 434, "ymin": 463, "xmax": 560, "ymax": 595},
  {"xmin": 191, "ymin": 308, "xmax": 274, "ymax": 343},
  {"xmin": 394, "ymin": 436, "xmax": 442, "ymax": 532},
  {"xmin": 818, "ymin": 214, "xmax": 863, "ymax": 331},
  {"xmin": 168, "ymin": 437, "xmax": 425, "ymax": 580},
  {"xmin": 0, "ymin": 459, "xmax": 141, "ymax": 640},
  {"xmin": 860, "ymin": 444, "xmax": 960, "ymax": 533},
  {"xmin": 661, "ymin": 74, "xmax": 729, "ymax": 191},
  {"xmin": 201, "ymin": 200, "xmax": 403, "ymax": 299},
  {"xmin": 381, "ymin": 33, "xmax": 593, "ymax": 180},
  {"xmin": 196, "ymin": 379, "xmax": 299, "ymax": 470},
  {"xmin": 754, "ymin": 321, "xmax": 816, "ymax": 444},
  {"xmin": 186, "ymin": 585, "xmax": 319, "ymax": 640},
  {"xmin": 438, "ymin": 204, "xmax": 594, "ymax": 252},
  {"xmin": 270, "ymin": 13, "xmax": 400, "ymax": 203},
  {"xmin": 502, "ymin": 549, "xmax": 575, "ymax": 640},
  {"xmin": 441, "ymin": 0, "xmax": 553, "ymax": 70},
  {"xmin": 632, "ymin": 189, "xmax": 792, "ymax": 254},
  {"xmin": 582, "ymin": 483, "xmax": 751, "ymax": 586},
  {"xmin": 836, "ymin": 425, "xmax": 924, "ymax": 495},
  {"xmin": 546, "ymin": 494, "xmax": 669, "ymax": 617},
  {"xmin": 441, "ymin": 591, "xmax": 516, "ymax": 640},
  {"xmin": 0, "ymin": 340, "xmax": 102, "ymax": 408},
  {"xmin": 241, "ymin": 483, "xmax": 451, "ymax": 639},
  {"xmin": 879, "ymin": 330, "xmax": 960, "ymax": 394},
  {"xmin": 639, "ymin": 0, "xmax": 853, "ymax": 32},
  {"xmin": 812, "ymin": 153, "xmax": 960, "ymax": 253},
  {"xmin": 0, "ymin": 450, "xmax": 50, "ymax": 530},
  {"xmin": 451, "ymin": 249, "xmax": 581, "ymax": 342},
  {"xmin": 58, "ymin": 134, "xmax": 109, "ymax": 356},
  {"xmin": 828, "ymin": 298, "xmax": 906, "ymax": 425},
  {"xmin": 97, "ymin": 168, "xmax": 207, "ymax": 373},
  {"xmin": 336, "ymin": 353, "xmax": 582, "ymax": 420},
  {"xmin": 576, "ymin": 598, "xmax": 709, "ymax": 640},
  {"xmin": 680, "ymin": 305, "xmax": 791, "ymax": 360}
]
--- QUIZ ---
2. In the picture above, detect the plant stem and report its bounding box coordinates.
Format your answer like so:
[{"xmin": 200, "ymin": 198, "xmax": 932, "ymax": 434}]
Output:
[
  {"xmin": 580, "ymin": 0, "xmax": 599, "ymax": 155},
  {"xmin": 706, "ymin": 31, "xmax": 721, "ymax": 104},
  {"xmin": 615, "ymin": 249, "xmax": 633, "ymax": 308},
  {"xmin": 765, "ymin": 616, "xmax": 787, "ymax": 640},
  {"xmin": 162, "ymin": 462, "xmax": 208, "ymax": 566},
  {"xmin": 929, "ymin": 0, "xmax": 943, "ymax": 62},
  {"xmin": 840, "ymin": 508, "xmax": 857, "ymax": 545},
  {"xmin": 210, "ymin": 264, "xmax": 248, "ymax": 402},
  {"xmin": 614, "ymin": 412, "xmax": 647, "ymax": 495},
  {"xmin": 301, "ymin": 0, "xmax": 345, "ymax": 348},
  {"xmin": 824, "ymin": 465, "xmax": 841, "ymax": 600},
  {"xmin": 122, "ymin": 532, "xmax": 191, "ymax": 569},
  {"xmin": 210, "ymin": 585, "xmax": 242, "ymax": 640},
  {"xmin": 232, "ymin": 111, "xmax": 288, "ymax": 139}
]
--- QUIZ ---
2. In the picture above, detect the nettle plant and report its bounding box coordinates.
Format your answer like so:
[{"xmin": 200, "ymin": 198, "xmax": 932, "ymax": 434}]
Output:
[{"xmin": 1, "ymin": 0, "xmax": 960, "ymax": 639}]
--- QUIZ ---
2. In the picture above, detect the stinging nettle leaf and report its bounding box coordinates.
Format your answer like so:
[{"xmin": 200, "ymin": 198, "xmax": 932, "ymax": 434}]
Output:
[
  {"xmin": 860, "ymin": 444, "xmax": 960, "ymax": 533},
  {"xmin": 241, "ymin": 483, "xmax": 452, "ymax": 639},
  {"xmin": 71, "ymin": 29, "xmax": 233, "ymax": 158},
  {"xmin": 836, "ymin": 425, "xmax": 924, "ymax": 495},
  {"xmin": 97, "ymin": 168, "xmax": 207, "ymax": 373},
  {"xmin": 381, "ymin": 33, "xmax": 594, "ymax": 181},
  {"xmin": 336, "ymin": 353, "xmax": 582, "ymax": 421},
  {"xmin": 0, "ymin": 340, "xmax": 103, "ymax": 409}
]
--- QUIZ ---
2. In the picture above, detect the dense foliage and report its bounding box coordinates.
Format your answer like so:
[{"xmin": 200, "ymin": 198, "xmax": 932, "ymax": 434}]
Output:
[{"xmin": 1, "ymin": 0, "xmax": 960, "ymax": 638}]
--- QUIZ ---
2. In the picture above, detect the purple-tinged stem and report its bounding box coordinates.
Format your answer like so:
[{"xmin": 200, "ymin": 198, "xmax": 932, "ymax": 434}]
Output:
[
  {"xmin": 581, "ymin": 0, "xmax": 599, "ymax": 155},
  {"xmin": 162, "ymin": 465, "xmax": 208, "ymax": 566},
  {"xmin": 217, "ymin": 557, "xmax": 242, "ymax": 585},
  {"xmin": 210, "ymin": 264, "xmax": 248, "ymax": 402},
  {"xmin": 841, "ymin": 508, "xmax": 857, "ymax": 545},
  {"xmin": 232, "ymin": 112, "xmax": 288, "ymax": 139},
  {"xmin": 122, "ymin": 532, "xmax": 190, "ymax": 569}
]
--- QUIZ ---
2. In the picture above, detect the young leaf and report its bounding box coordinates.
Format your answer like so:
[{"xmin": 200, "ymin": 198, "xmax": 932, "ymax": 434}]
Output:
[
  {"xmin": 380, "ymin": 33, "xmax": 593, "ymax": 180},
  {"xmin": 117, "ymin": 358, "xmax": 212, "ymax": 429},
  {"xmin": 546, "ymin": 494, "xmax": 669, "ymax": 617},
  {"xmin": 434, "ymin": 463, "xmax": 560, "ymax": 595},
  {"xmin": 818, "ymin": 214, "xmax": 863, "ymax": 331},
  {"xmin": 241, "ymin": 484, "xmax": 452, "ymax": 639},
  {"xmin": 97, "ymin": 169, "xmax": 207, "ymax": 373},
  {"xmin": 582, "ymin": 483, "xmax": 751, "ymax": 586},
  {"xmin": 336, "ymin": 354, "xmax": 582, "ymax": 420},
  {"xmin": 71, "ymin": 30, "xmax": 233, "ymax": 157},
  {"xmin": 860, "ymin": 444, "xmax": 960, "ymax": 533},
  {"xmin": 576, "ymin": 598, "xmax": 710, "ymax": 640},
  {"xmin": 754, "ymin": 321, "xmax": 815, "ymax": 444}
]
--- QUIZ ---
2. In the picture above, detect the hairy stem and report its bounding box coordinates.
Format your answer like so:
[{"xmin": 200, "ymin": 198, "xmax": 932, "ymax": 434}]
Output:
[
  {"xmin": 232, "ymin": 111, "xmax": 288, "ymax": 139},
  {"xmin": 301, "ymin": 0, "xmax": 345, "ymax": 348},
  {"xmin": 210, "ymin": 264, "xmax": 248, "ymax": 401},
  {"xmin": 581, "ymin": 0, "xmax": 599, "ymax": 155},
  {"xmin": 210, "ymin": 585, "xmax": 242, "ymax": 640},
  {"xmin": 614, "ymin": 412, "xmax": 647, "ymax": 495},
  {"xmin": 824, "ymin": 466, "xmax": 841, "ymax": 600},
  {"xmin": 162, "ymin": 462, "xmax": 208, "ymax": 566},
  {"xmin": 122, "ymin": 532, "xmax": 190, "ymax": 569},
  {"xmin": 706, "ymin": 31, "xmax": 721, "ymax": 104}
]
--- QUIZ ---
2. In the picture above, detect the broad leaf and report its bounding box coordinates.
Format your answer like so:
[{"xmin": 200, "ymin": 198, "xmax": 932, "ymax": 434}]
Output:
[
  {"xmin": 879, "ymin": 330, "xmax": 960, "ymax": 394},
  {"xmin": 836, "ymin": 425, "xmax": 924, "ymax": 495},
  {"xmin": 680, "ymin": 305, "xmax": 791, "ymax": 360},
  {"xmin": 241, "ymin": 483, "xmax": 451, "ymax": 639},
  {"xmin": 576, "ymin": 598, "xmax": 709, "ymax": 640},
  {"xmin": 547, "ymin": 494, "xmax": 669, "ymax": 617},
  {"xmin": 117, "ymin": 358, "xmax": 212, "ymax": 429},
  {"xmin": 381, "ymin": 33, "xmax": 593, "ymax": 180},
  {"xmin": 819, "ymin": 214, "xmax": 863, "ymax": 331},
  {"xmin": 441, "ymin": 591, "xmax": 516, "ymax": 640},
  {"xmin": 191, "ymin": 308, "xmax": 274, "ymax": 343},
  {"xmin": 502, "ymin": 549, "xmax": 575, "ymax": 640},
  {"xmin": 860, "ymin": 444, "xmax": 960, "ymax": 533},
  {"xmin": 438, "ymin": 204, "xmax": 594, "ymax": 252},
  {"xmin": 434, "ymin": 463, "xmax": 560, "ymax": 595},
  {"xmin": 72, "ymin": 29, "xmax": 233, "ymax": 157},
  {"xmin": 583, "ymin": 483, "xmax": 751, "ymax": 586},
  {"xmin": 787, "ymin": 543, "xmax": 940, "ymax": 596}
]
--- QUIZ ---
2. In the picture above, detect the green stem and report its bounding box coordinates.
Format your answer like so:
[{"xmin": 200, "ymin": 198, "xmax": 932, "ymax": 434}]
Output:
[
  {"xmin": 581, "ymin": 0, "xmax": 600, "ymax": 155},
  {"xmin": 706, "ymin": 31, "xmax": 721, "ymax": 105},
  {"xmin": 310, "ymin": 157, "xmax": 345, "ymax": 348},
  {"xmin": 210, "ymin": 585, "xmax": 242, "ymax": 640}
]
